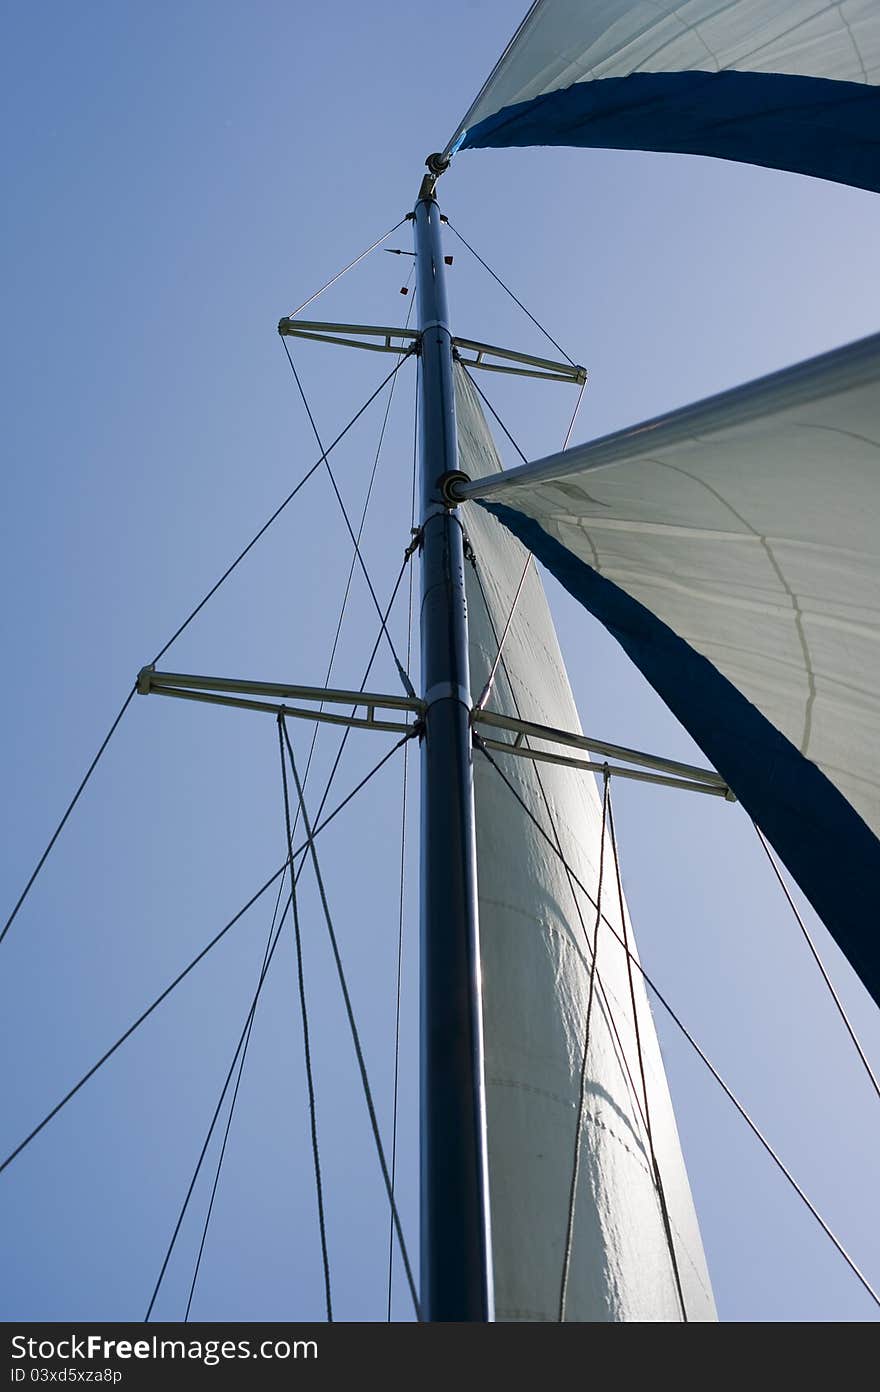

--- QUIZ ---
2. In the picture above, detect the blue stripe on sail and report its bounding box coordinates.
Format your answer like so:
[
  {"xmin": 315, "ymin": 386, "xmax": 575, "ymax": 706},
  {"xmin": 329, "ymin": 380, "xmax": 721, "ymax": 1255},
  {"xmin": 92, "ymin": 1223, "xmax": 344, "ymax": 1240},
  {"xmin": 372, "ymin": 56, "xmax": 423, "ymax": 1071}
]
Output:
[
  {"xmin": 460, "ymin": 72, "xmax": 880, "ymax": 194},
  {"xmin": 481, "ymin": 501, "xmax": 880, "ymax": 1010}
]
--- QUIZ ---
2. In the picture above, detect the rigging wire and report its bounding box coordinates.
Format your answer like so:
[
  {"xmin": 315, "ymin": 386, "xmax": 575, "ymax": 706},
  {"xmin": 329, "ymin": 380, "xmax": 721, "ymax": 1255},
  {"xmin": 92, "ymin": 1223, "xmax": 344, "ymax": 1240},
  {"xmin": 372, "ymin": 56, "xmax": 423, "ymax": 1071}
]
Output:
[
  {"xmin": 474, "ymin": 559, "xmax": 530, "ymax": 712},
  {"xmin": 279, "ymin": 718, "xmax": 333, "ymax": 1321},
  {"xmin": 1, "ymin": 685, "xmax": 136, "ymax": 948},
  {"xmin": 150, "ymin": 353, "xmax": 414, "ymax": 668},
  {"xmin": 446, "ymin": 220, "xmax": 577, "ymax": 367},
  {"xmin": 183, "ymin": 871, "xmax": 289, "ymax": 1321},
  {"xmin": 562, "ymin": 379, "xmax": 587, "ymax": 451},
  {"xmin": 2, "ymin": 356, "xmax": 416, "ymax": 953},
  {"xmin": 460, "ymin": 363, "xmax": 529, "ymax": 464},
  {"xmin": 301, "ymin": 545, "xmax": 417, "ymax": 855},
  {"xmin": 144, "ymin": 888, "xmax": 294, "ymax": 1321},
  {"xmin": 0, "ymin": 735, "xmax": 412, "ymax": 1180},
  {"xmin": 141, "ymin": 423, "xmax": 420, "ymax": 1318},
  {"xmin": 472, "ymin": 536, "xmax": 681, "ymax": 1301},
  {"xmin": 290, "ymin": 268, "xmax": 417, "ymax": 841},
  {"xmin": 279, "ymin": 718, "xmax": 422, "ymax": 1321},
  {"xmin": 559, "ymin": 768, "xmax": 609, "ymax": 1322},
  {"xmin": 474, "ymin": 733, "xmax": 880, "ymax": 1312},
  {"xmin": 752, "ymin": 821, "xmax": 880, "ymax": 1106},
  {"xmin": 287, "ymin": 218, "xmax": 408, "ymax": 319},
  {"xmin": 387, "ymin": 367, "xmax": 419, "ymax": 1322},
  {"xmin": 280, "ymin": 337, "xmax": 412, "ymax": 693},
  {"xmin": 607, "ymin": 791, "xmax": 688, "ymax": 1321},
  {"xmin": 469, "ymin": 564, "xmax": 654, "ymax": 1142},
  {"xmin": 470, "ymin": 368, "xmax": 584, "ymax": 713},
  {"xmin": 155, "ymin": 561, "xmax": 419, "ymax": 1320}
]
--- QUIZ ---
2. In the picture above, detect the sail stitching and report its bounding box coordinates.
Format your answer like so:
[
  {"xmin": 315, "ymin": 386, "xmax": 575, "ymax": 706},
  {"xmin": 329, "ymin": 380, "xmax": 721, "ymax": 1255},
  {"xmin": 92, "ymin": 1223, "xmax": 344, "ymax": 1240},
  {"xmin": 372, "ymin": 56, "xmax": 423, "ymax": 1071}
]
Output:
[
  {"xmin": 475, "ymin": 734, "xmax": 880, "ymax": 1313},
  {"xmin": 487, "ymin": 1072, "xmax": 713, "ymax": 1300},
  {"xmin": 459, "ymin": 358, "xmax": 695, "ymax": 1314},
  {"xmin": 647, "ymin": 455, "xmax": 817, "ymax": 753},
  {"xmin": 479, "ymin": 888, "xmax": 673, "ymax": 1112},
  {"xmin": 607, "ymin": 788, "xmax": 688, "ymax": 1320},
  {"xmin": 469, "ymin": 563, "xmax": 656, "ymax": 1143},
  {"xmin": 558, "ymin": 769, "xmax": 610, "ymax": 1321}
]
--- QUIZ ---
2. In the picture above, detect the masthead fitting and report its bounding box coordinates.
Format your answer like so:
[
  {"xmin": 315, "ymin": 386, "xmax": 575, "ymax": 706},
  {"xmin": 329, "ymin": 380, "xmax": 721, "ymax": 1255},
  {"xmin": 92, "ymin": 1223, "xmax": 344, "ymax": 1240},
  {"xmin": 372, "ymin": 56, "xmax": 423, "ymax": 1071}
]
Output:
[{"xmin": 418, "ymin": 151, "xmax": 452, "ymax": 204}]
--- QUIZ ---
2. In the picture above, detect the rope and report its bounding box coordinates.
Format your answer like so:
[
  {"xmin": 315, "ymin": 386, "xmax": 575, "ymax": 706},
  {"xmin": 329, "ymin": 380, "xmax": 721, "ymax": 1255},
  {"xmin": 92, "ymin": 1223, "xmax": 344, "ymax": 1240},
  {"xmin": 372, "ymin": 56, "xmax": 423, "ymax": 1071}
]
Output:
[
  {"xmin": 278, "ymin": 719, "xmax": 333, "ymax": 1321},
  {"xmin": 151, "ymin": 353, "xmax": 413, "ymax": 667},
  {"xmin": 468, "ymin": 358, "xmax": 585, "ymax": 713},
  {"xmin": 0, "ymin": 735, "xmax": 412, "ymax": 1180},
  {"xmin": 474, "ymin": 733, "xmax": 880, "ymax": 1312},
  {"xmin": 287, "ymin": 218, "xmax": 408, "ymax": 319},
  {"xmin": 470, "ymin": 565, "xmax": 653, "ymax": 1141},
  {"xmin": 155, "ymin": 550, "xmax": 418, "ymax": 1320},
  {"xmin": 753, "ymin": 822, "xmax": 880, "ymax": 1105},
  {"xmin": 474, "ymin": 543, "xmax": 685, "ymax": 1313},
  {"xmin": 280, "ymin": 337, "xmax": 412, "ymax": 694},
  {"xmin": 607, "ymin": 791, "xmax": 688, "ymax": 1321},
  {"xmin": 290, "ymin": 269, "xmax": 417, "ymax": 842},
  {"xmin": 559, "ymin": 768, "xmax": 609, "ymax": 1321},
  {"xmin": 475, "ymin": 558, "xmax": 530, "ymax": 712},
  {"xmin": 279, "ymin": 718, "xmax": 422, "ymax": 1321},
  {"xmin": 446, "ymin": 221, "xmax": 577, "ymax": 367},
  {"xmin": 1, "ymin": 352, "xmax": 415, "ymax": 954},
  {"xmin": 387, "ymin": 366, "xmax": 419, "ymax": 1322},
  {"xmin": 1, "ymin": 686, "xmax": 136, "ymax": 948},
  {"xmin": 145, "ymin": 723, "xmax": 416, "ymax": 1322},
  {"xmin": 145, "ymin": 889, "xmax": 294, "ymax": 1321},
  {"xmin": 183, "ymin": 871, "xmax": 288, "ymax": 1321},
  {"xmin": 460, "ymin": 364, "xmax": 529, "ymax": 464},
  {"xmin": 302, "ymin": 546, "xmax": 417, "ymax": 848},
  {"xmin": 562, "ymin": 380, "xmax": 587, "ymax": 451}
]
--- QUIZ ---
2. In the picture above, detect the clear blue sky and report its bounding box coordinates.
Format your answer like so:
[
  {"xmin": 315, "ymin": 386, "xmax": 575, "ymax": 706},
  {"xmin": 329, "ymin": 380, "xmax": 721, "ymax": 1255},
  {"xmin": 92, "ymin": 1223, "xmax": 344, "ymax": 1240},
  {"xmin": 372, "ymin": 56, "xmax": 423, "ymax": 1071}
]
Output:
[{"xmin": 2, "ymin": 1, "xmax": 880, "ymax": 1323}]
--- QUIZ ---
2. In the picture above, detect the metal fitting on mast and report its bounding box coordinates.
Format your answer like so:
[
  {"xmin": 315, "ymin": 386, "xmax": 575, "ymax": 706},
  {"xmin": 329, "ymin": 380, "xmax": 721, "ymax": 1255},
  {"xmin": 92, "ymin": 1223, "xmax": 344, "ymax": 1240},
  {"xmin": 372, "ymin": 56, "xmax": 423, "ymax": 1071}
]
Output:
[
  {"xmin": 438, "ymin": 470, "xmax": 471, "ymax": 506},
  {"xmin": 418, "ymin": 151, "xmax": 451, "ymax": 202}
]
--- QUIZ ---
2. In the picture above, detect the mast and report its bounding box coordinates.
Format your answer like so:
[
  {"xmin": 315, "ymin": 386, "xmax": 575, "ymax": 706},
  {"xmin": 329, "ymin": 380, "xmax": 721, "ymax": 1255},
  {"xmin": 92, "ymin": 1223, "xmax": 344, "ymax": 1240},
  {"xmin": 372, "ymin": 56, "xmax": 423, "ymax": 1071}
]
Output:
[{"xmin": 413, "ymin": 179, "xmax": 494, "ymax": 1321}]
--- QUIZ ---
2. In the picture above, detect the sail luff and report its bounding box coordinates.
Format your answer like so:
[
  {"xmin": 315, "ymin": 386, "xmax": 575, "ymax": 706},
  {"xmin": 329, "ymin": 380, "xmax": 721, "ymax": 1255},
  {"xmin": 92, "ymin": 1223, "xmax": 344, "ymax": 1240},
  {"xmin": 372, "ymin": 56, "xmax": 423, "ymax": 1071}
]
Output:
[{"xmin": 457, "ymin": 362, "xmax": 717, "ymax": 1321}]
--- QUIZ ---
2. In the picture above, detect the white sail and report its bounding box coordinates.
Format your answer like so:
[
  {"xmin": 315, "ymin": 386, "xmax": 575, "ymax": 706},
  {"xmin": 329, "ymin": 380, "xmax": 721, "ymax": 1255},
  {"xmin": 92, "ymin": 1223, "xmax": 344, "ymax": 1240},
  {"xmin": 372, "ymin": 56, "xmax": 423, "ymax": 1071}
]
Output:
[
  {"xmin": 457, "ymin": 364, "xmax": 716, "ymax": 1321},
  {"xmin": 448, "ymin": 0, "xmax": 880, "ymax": 193},
  {"xmin": 454, "ymin": 0, "xmax": 878, "ymax": 136},
  {"xmin": 459, "ymin": 333, "xmax": 880, "ymax": 1010},
  {"xmin": 465, "ymin": 333, "xmax": 880, "ymax": 842}
]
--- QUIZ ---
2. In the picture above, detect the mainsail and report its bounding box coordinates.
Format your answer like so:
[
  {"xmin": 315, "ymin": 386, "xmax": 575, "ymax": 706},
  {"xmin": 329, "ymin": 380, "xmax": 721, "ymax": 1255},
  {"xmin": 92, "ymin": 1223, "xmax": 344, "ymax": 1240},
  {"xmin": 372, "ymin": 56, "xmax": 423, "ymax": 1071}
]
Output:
[
  {"xmin": 447, "ymin": 0, "xmax": 880, "ymax": 192},
  {"xmin": 457, "ymin": 364, "xmax": 716, "ymax": 1321}
]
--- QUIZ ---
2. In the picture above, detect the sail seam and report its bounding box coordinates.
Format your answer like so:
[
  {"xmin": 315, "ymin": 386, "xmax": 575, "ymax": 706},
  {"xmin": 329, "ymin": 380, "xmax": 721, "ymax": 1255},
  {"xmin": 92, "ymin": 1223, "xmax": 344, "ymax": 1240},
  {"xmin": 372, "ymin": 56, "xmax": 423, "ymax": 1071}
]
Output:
[
  {"xmin": 647, "ymin": 455, "xmax": 817, "ymax": 753},
  {"xmin": 470, "ymin": 569, "xmax": 655, "ymax": 1144},
  {"xmin": 475, "ymin": 731, "xmax": 880, "ymax": 1312}
]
